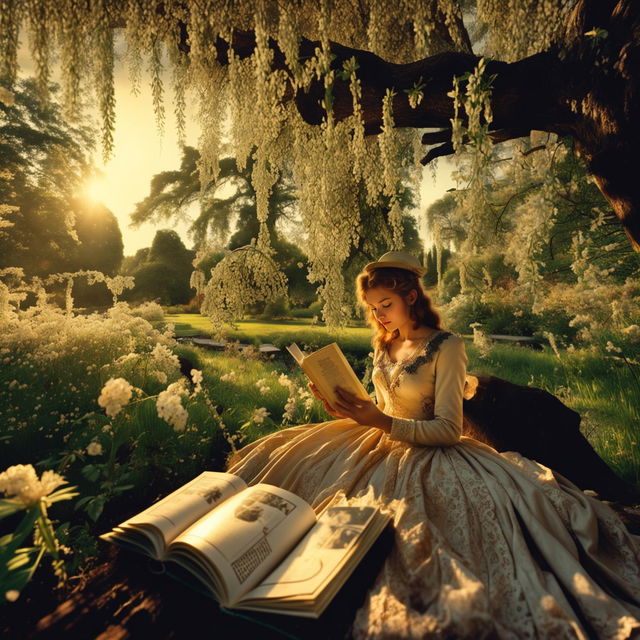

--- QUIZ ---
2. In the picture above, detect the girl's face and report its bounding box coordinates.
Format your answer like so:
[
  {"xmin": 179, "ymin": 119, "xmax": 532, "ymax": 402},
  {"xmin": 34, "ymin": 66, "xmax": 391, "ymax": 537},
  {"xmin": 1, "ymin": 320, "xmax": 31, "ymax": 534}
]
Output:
[{"xmin": 364, "ymin": 286, "xmax": 416, "ymax": 333}]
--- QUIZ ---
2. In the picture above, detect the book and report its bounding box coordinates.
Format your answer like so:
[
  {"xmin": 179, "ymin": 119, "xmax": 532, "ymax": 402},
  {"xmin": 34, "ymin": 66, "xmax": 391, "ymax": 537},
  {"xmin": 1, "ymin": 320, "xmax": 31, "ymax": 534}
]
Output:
[
  {"xmin": 99, "ymin": 471, "xmax": 392, "ymax": 619},
  {"xmin": 286, "ymin": 342, "xmax": 370, "ymax": 408}
]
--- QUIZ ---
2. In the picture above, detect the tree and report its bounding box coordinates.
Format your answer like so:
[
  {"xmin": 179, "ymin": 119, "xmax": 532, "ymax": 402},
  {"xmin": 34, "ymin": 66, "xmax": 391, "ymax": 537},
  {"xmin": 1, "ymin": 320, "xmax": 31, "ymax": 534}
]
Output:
[
  {"xmin": 5, "ymin": 1, "xmax": 639, "ymax": 325},
  {"xmin": 0, "ymin": 77, "xmax": 123, "ymax": 279},
  {"xmin": 134, "ymin": 145, "xmax": 422, "ymax": 313},
  {"xmin": 123, "ymin": 230, "xmax": 195, "ymax": 305},
  {"xmin": 131, "ymin": 148, "xmax": 298, "ymax": 251}
]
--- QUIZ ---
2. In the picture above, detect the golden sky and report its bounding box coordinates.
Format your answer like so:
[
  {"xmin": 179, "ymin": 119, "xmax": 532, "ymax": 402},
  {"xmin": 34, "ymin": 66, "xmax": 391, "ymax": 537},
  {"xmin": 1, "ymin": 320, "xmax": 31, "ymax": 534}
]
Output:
[{"xmin": 16, "ymin": 30, "xmax": 455, "ymax": 257}]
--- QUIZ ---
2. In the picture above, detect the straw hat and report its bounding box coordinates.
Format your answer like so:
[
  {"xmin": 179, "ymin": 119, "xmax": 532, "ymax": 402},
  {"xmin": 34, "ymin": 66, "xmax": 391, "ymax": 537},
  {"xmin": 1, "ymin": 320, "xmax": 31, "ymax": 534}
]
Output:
[{"xmin": 364, "ymin": 250, "xmax": 427, "ymax": 276}]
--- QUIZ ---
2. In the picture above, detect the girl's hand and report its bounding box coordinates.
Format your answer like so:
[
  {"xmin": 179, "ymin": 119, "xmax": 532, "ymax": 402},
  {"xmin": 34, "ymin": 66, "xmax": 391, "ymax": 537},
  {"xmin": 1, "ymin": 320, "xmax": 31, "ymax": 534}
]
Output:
[
  {"xmin": 332, "ymin": 386, "xmax": 392, "ymax": 431},
  {"xmin": 308, "ymin": 382, "xmax": 348, "ymax": 419}
]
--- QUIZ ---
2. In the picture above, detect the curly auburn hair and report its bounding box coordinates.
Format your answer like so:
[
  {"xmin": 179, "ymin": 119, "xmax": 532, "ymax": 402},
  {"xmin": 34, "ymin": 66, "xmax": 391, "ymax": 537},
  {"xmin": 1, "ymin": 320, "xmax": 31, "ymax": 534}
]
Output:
[{"xmin": 356, "ymin": 267, "xmax": 442, "ymax": 353}]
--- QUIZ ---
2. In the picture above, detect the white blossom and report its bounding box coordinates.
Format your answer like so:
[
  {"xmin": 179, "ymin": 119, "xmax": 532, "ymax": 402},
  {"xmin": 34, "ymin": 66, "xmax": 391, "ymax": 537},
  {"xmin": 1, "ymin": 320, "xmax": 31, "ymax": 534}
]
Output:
[
  {"xmin": 157, "ymin": 382, "xmax": 189, "ymax": 432},
  {"xmin": 251, "ymin": 407, "xmax": 270, "ymax": 424},
  {"xmin": 605, "ymin": 341, "xmax": 622, "ymax": 354},
  {"xmin": 191, "ymin": 368, "xmax": 203, "ymax": 394},
  {"xmin": 622, "ymin": 325, "xmax": 640, "ymax": 343},
  {"xmin": 98, "ymin": 378, "xmax": 133, "ymax": 417},
  {"xmin": 86, "ymin": 441, "xmax": 103, "ymax": 456},
  {"xmin": 0, "ymin": 464, "xmax": 66, "ymax": 505}
]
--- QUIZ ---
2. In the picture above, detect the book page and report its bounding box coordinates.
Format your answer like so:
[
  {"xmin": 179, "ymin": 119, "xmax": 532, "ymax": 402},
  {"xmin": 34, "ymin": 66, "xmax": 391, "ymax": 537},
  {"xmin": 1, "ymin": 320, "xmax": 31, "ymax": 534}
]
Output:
[
  {"xmin": 122, "ymin": 472, "xmax": 247, "ymax": 549},
  {"xmin": 239, "ymin": 505, "xmax": 377, "ymax": 603},
  {"xmin": 304, "ymin": 343, "xmax": 369, "ymax": 406},
  {"xmin": 172, "ymin": 483, "xmax": 316, "ymax": 606}
]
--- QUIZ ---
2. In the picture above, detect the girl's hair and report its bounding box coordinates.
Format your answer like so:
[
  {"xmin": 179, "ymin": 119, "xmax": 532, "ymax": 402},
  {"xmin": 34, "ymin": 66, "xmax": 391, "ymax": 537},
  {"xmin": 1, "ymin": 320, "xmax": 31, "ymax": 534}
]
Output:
[{"xmin": 356, "ymin": 267, "xmax": 442, "ymax": 353}]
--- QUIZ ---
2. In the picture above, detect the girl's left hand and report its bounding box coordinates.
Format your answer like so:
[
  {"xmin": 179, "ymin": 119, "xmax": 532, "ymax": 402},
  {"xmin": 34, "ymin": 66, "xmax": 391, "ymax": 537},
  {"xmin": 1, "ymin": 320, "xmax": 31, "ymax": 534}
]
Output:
[{"xmin": 333, "ymin": 386, "xmax": 392, "ymax": 431}]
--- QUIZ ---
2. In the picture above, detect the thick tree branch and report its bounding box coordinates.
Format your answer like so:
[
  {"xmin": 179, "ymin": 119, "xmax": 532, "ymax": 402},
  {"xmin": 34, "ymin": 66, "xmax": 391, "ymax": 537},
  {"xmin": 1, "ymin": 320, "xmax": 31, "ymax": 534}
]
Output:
[{"xmin": 157, "ymin": 1, "xmax": 640, "ymax": 249}]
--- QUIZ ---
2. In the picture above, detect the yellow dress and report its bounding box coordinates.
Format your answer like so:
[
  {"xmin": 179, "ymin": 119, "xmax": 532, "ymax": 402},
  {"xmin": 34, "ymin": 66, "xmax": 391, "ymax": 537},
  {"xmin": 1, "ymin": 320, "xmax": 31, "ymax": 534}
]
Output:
[{"xmin": 226, "ymin": 330, "xmax": 640, "ymax": 639}]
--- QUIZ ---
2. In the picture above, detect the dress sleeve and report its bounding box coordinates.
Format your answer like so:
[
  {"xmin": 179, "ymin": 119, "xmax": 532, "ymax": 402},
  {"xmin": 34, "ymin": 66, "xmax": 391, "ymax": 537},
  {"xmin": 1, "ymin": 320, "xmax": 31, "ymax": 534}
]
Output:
[{"xmin": 388, "ymin": 335, "xmax": 467, "ymax": 446}]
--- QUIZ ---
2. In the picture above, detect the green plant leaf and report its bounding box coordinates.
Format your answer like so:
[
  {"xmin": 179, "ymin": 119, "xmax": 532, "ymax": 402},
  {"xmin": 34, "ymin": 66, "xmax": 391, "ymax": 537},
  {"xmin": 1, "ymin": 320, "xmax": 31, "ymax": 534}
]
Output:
[
  {"xmin": 0, "ymin": 499, "xmax": 24, "ymax": 520},
  {"xmin": 86, "ymin": 496, "xmax": 106, "ymax": 522},
  {"xmin": 81, "ymin": 464, "xmax": 101, "ymax": 482}
]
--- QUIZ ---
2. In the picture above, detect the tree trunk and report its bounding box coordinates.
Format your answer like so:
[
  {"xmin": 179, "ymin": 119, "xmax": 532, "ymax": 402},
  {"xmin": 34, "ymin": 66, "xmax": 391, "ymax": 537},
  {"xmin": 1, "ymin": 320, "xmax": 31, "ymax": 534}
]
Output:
[{"xmin": 462, "ymin": 373, "xmax": 640, "ymax": 507}]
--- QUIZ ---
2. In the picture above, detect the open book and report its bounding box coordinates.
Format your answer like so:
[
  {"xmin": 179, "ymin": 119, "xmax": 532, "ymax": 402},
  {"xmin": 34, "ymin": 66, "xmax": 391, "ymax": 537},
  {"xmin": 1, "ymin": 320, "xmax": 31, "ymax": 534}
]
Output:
[
  {"xmin": 286, "ymin": 342, "xmax": 370, "ymax": 408},
  {"xmin": 100, "ymin": 471, "xmax": 391, "ymax": 618}
]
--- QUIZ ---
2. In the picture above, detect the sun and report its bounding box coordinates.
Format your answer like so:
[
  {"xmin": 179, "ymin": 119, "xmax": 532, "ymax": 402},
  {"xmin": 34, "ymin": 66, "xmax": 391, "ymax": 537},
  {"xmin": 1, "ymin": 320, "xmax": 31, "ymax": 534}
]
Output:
[{"xmin": 81, "ymin": 172, "xmax": 110, "ymax": 204}]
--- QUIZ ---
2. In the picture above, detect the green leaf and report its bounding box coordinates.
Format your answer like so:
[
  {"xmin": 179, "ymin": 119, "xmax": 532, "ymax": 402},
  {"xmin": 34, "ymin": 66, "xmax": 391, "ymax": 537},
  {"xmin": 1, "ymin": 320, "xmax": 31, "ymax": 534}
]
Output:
[
  {"xmin": 36, "ymin": 515, "xmax": 58, "ymax": 555},
  {"xmin": 74, "ymin": 495, "xmax": 95, "ymax": 510},
  {"xmin": 112, "ymin": 484, "xmax": 134, "ymax": 494},
  {"xmin": 0, "ymin": 499, "xmax": 24, "ymax": 520},
  {"xmin": 86, "ymin": 496, "xmax": 106, "ymax": 522},
  {"xmin": 81, "ymin": 464, "xmax": 101, "ymax": 482},
  {"xmin": 47, "ymin": 486, "xmax": 80, "ymax": 505}
]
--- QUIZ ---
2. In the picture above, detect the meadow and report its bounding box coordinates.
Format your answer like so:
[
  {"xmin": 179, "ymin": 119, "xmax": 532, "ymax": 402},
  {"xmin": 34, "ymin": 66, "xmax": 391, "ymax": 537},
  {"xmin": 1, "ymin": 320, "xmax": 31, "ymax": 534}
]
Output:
[
  {"xmin": 1, "ymin": 305, "xmax": 639, "ymax": 611},
  {"xmin": 167, "ymin": 312, "xmax": 640, "ymax": 483}
]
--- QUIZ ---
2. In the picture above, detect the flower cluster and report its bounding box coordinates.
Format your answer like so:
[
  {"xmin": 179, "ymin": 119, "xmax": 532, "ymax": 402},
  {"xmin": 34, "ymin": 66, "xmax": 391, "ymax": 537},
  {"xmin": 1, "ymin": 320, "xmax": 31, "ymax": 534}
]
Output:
[
  {"xmin": 98, "ymin": 378, "xmax": 133, "ymax": 417},
  {"xmin": 156, "ymin": 381, "xmax": 189, "ymax": 432},
  {"xmin": 277, "ymin": 373, "xmax": 314, "ymax": 423},
  {"xmin": 86, "ymin": 441, "xmax": 103, "ymax": 456},
  {"xmin": 191, "ymin": 369, "xmax": 203, "ymax": 394},
  {"xmin": 0, "ymin": 464, "xmax": 66, "ymax": 505},
  {"xmin": 255, "ymin": 378, "xmax": 269, "ymax": 394}
]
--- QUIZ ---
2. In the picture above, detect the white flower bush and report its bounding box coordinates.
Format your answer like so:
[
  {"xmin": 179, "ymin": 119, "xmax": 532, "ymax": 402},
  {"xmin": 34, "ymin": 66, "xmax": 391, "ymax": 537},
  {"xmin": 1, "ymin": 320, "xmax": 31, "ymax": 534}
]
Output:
[
  {"xmin": 277, "ymin": 373, "xmax": 315, "ymax": 423},
  {"xmin": 129, "ymin": 301, "xmax": 165, "ymax": 322}
]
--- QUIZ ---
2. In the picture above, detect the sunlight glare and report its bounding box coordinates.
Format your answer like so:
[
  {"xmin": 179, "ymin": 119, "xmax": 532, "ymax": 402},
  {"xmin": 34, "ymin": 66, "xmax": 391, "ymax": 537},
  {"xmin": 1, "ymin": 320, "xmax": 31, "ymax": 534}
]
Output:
[{"xmin": 82, "ymin": 174, "xmax": 111, "ymax": 204}]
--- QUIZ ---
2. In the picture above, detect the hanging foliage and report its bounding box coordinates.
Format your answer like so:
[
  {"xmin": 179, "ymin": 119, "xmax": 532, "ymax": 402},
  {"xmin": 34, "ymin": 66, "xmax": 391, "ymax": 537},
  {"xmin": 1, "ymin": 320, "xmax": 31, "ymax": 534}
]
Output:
[{"xmin": 2, "ymin": 0, "xmax": 638, "ymax": 327}]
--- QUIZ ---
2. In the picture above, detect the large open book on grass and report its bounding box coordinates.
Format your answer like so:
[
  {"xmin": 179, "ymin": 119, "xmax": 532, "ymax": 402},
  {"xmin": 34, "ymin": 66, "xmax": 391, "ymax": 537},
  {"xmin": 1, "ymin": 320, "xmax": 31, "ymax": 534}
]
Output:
[
  {"xmin": 286, "ymin": 342, "xmax": 370, "ymax": 408},
  {"xmin": 99, "ymin": 471, "xmax": 391, "ymax": 618}
]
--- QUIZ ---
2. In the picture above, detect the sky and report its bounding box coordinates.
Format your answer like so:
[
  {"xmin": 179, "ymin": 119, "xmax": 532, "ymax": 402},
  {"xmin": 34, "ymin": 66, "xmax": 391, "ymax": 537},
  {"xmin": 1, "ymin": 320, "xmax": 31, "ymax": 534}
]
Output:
[{"xmin": 17, "ymin": 30, "xmax": 457, "ymax": 257}]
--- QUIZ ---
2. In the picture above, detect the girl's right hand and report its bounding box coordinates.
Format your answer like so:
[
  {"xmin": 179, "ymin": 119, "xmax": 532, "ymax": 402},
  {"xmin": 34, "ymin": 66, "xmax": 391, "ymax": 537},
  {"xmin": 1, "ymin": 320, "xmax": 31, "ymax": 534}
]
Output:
[{"xmin": 308, "ymin": 382, "xmax": 347, "ymax": 419}]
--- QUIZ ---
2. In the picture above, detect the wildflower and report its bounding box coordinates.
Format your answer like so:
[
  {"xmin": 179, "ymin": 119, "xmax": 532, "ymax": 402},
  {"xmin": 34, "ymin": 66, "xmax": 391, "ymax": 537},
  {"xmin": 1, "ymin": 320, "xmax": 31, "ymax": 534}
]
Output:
[
  {"xmin": 152, "ymin": 370, "xmax": 168, "ymax": 384},
  {"xmin": 98, "ymin": 377, "xmax": 133, "ymax": 417},
  {"xmin": 5, "ymin": 590, "xmax": 20, "ymax": 602},
  {"xmin": 0, "ymin": 464, "xmax": 66, "ymax": 505},
  {"xmin": 622, "ymin": 325, "xmax": 640, "ymax": 343},
  {"xmin": 86, "ymin": 441, "xmax": 103, "ymax": 456},
  {"xmin": 605, "ymin": 341, "xmax": 622, "ymax": 354},
  {"xmin": 221, "ymin": 371, "xmax": 237, "ymax": 382},
  {"xmin": 191, "ymin": 368, "xmax": 203, "ymax": 394},
  {"xmin": 251, "ymin": 407, "xmax": 270, "ymax": 424}
]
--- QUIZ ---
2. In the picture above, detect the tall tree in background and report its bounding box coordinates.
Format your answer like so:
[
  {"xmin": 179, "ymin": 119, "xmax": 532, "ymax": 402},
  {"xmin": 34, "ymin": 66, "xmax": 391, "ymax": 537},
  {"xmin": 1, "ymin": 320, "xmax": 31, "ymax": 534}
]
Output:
[
  {"xmin": 123, "ymin": 229, "xmax": 194, "ymax": 305},
  {"xmin": 132, "ymin": 145, "xmax": 422, "ymax": 311},
  {"xmin": 0, "ymin": 78, "xmax": 123, "ymax": 278}
]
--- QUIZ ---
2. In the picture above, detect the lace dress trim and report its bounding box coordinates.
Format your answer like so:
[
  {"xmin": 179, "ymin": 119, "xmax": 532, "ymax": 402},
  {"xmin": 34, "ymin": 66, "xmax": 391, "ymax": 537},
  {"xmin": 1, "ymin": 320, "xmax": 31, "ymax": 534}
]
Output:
[{"xmin": 379, "ymin": 330, "xmax": 453, "ymax": 391}]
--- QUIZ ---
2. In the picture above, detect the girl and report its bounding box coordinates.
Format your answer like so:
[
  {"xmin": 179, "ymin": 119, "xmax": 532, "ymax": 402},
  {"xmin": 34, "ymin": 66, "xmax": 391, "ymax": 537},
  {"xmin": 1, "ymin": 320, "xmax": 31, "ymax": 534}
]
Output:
[{"xmin": 226, "ymin": 250, "xmax": 640, "ymax": 639}]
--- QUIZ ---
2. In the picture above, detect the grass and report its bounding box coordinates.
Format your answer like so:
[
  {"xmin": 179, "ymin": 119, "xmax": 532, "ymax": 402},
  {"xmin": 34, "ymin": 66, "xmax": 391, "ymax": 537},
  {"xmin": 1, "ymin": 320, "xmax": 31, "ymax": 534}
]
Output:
[
  {"xmin": 464, "ymin": 342, "xmax": 640, "ymax": 484},
  {"xmin": 165, "ymin": 313, "xmax": 374, "ymax": 354},
  {"xmin": 172, "ymin": 319, "xmax": 640, "ymax": 485}
]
